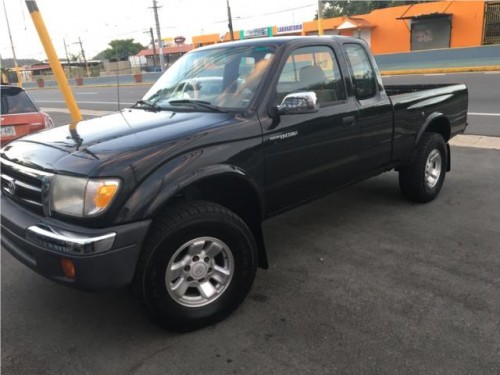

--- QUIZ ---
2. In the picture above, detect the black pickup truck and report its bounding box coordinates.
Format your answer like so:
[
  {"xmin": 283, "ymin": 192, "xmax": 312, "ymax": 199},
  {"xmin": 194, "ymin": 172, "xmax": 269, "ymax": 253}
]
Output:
[{"xmin": 1, "ymin": 36, "xmax": 467, "ymax": 331}]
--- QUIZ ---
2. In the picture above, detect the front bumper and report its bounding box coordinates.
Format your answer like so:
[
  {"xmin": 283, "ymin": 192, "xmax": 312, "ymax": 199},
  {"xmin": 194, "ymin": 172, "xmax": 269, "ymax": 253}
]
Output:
[{"xmin": 1, "ymin": 194, "xmax": 151, "ymax": 290}]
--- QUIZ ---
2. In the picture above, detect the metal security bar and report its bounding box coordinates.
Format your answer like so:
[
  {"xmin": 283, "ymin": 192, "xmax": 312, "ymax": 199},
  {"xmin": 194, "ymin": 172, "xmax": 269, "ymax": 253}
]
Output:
[{"xmin": 483, "ymin": 2, "xmax": 500, "ymax": 45}]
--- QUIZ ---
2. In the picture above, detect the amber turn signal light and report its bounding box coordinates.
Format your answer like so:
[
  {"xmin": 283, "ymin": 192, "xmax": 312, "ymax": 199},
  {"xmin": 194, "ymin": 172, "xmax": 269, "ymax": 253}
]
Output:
[{"xmin": 61, "ymin": 258, "xmax": 76, "ymax": 279}]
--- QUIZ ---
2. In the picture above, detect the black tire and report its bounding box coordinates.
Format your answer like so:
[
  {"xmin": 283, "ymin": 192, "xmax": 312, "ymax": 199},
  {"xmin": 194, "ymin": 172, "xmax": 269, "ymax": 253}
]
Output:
[
  {"xmin": 399, "ymin": 132, "xmax": 447, "ymax": 203},
  {"xmin": 135, "ymin": 201, "xmax": 258, "ymax": 332}
]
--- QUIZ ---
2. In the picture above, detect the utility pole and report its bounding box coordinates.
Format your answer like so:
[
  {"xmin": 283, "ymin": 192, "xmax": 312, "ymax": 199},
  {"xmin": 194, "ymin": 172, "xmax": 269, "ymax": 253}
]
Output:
[
  {"xmin": 318, "ymin": 0, "xmax": 324, "ymax": 36},
  {"xmin": 3, "ymin": 0, "xmax": 23, "ymax": 86},
  {"xmin": 226, "ymin": 0, "xmax": 234, "ymax": 41},
  {"xmin": 63, "ymin": 38, "xmax": 71, "ymax": 78},
  {"xmin": 78, "ymin": 37, "xmax": 91, "ymax": 77},
  {"xmin": 25, "ymin": 0, "xmax": 81, "ymax": 122},
  {"xmin": 150, "ymin": 27, "xmax": 157, "ymax": 68},
  {"xmin": 151, "ymin": 0, "xmax": 165, "ymax": 71}
]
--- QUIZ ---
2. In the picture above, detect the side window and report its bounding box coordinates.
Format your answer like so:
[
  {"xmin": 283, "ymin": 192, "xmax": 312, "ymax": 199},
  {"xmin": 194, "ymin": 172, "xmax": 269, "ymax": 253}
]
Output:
[
  {"xmin": 275, "ymin": 46, "xmax": 346, "ymax": 106},
  {"xmin": 343, "ymin": 44, "xmax": 377, "ymax": 100}
]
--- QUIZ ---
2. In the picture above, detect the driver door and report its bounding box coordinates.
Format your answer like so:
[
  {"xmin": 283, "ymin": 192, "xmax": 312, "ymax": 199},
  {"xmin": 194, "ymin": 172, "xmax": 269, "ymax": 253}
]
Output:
[{"xmin": 262, "ymin": 45, "xmax": 359, "ymax": 214}]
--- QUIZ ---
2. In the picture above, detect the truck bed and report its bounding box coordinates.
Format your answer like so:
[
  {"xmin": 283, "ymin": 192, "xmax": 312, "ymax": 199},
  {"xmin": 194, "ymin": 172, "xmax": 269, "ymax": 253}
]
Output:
[{"xmin": 385, "ymin": 83, "xmax": 468, "ymax": 163}]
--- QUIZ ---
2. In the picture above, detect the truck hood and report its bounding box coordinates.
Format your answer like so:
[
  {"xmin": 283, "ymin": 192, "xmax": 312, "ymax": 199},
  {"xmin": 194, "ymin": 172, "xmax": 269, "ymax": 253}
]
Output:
[{"xmin": 0, "ymin": 108, "xmax": 234, "ymax": 175}]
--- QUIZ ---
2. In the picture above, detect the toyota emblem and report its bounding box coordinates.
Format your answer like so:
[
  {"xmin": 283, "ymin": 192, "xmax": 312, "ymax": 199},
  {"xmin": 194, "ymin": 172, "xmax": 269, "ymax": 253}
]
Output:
[{"xmin": 3, "ymin": 179, "xmax": 16, "ymax": 195}]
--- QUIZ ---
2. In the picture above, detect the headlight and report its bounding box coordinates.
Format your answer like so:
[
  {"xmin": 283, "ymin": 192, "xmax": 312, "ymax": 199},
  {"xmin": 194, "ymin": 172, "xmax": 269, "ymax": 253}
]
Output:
[{"xmin": 50, "ymin": 175, "xmax": 120, "ymax": 217}]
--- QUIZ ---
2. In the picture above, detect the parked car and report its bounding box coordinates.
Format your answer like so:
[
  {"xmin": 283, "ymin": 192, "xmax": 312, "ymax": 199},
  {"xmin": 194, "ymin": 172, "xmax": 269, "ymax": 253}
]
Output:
[
  {"xmin": 0, "ymin": 36, "xmax": 468, "ymax": 331},
  {"xmin": 1, "ymin": 85, "xmax": 53, "ymax": 144}
]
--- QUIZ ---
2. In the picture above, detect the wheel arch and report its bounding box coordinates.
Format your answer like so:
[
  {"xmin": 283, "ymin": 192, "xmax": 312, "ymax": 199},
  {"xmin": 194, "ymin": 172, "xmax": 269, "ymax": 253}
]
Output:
[
  {"xmin": 149, "ymin": 167, "xmax": 269, "ymax": 269},
  {"xmin": 414, "ymin": 113, "xmax": 451, "ymax": 171},
  {"xmin": 415, "ymin": 113, "xmax": 451, "ymax": 145}
]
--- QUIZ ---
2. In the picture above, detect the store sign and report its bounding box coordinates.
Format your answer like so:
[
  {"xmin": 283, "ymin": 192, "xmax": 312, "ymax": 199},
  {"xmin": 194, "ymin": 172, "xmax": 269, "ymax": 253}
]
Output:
[
  {"xmin": 277, "ymin": 24, "xmax": 303, "ymax": 34},
  {"xmin": 241, "ymin": 27, "xmax": 272, "ymax": 39},
  {"xmin": 174, "ymin": 36, "xmax": 186, "ymax": 44}
]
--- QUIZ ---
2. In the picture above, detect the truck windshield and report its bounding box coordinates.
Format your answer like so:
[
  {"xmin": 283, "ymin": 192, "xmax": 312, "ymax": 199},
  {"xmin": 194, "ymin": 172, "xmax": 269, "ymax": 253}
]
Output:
[{"xmin": 141, "ymin": 45, "xmax": 276, "ymax": 112}]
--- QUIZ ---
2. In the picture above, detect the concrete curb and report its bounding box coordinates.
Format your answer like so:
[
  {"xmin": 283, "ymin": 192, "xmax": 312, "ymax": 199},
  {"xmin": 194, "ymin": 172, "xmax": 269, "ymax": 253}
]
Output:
[
  {"xmin": 449, "ymin": 135, "xmax": 500, "ymax": 150},
  {"xmin": 380, "ymin": 65, "xmax": 500, "ymax": 76}
]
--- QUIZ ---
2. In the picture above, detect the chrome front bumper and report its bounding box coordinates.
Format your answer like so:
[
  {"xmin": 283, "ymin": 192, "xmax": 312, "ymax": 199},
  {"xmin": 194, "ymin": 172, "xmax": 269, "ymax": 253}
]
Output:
[
  {"xmin": 1, "ymin": 194, "xmax": 151, "ymax": 290},
  {"xmin": 26, "ymin": 224, "xmax": 116, "ymax": 255}
]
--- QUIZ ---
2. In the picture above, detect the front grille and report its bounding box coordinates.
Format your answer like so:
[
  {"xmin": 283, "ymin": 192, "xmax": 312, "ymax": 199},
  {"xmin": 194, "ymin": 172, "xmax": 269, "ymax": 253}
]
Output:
[{"xmin": 0, "ymin": 158, "xmax": 53, "ymax": 215}]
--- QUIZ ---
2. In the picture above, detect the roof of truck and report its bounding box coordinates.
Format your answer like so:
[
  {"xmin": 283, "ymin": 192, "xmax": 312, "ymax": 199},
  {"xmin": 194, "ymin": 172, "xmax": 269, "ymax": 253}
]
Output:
[{"xmin": 197, "ymin": 35, "xmax": 364, "ymax": 51}]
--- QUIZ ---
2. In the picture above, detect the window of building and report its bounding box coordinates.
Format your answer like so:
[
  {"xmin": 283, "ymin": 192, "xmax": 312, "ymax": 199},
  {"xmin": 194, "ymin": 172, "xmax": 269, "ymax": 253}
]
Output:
[{"xmin": 410, "ymin": 15, "xmax": 452, "ymax": 51}]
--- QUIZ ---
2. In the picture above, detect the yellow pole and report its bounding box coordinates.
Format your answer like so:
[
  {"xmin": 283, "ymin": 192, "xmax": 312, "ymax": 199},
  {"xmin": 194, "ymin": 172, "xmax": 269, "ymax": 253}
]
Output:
[
  {"xmin": 25, "ymin": 0, "xmax": 82, "ymax": 122},
  {"xmin": 14, "ymin": 64, "xmax": 23, "ymax": 87},
  {"xmin": 318, "ymin": 0, "xmax": 324, "ymax": 36}
]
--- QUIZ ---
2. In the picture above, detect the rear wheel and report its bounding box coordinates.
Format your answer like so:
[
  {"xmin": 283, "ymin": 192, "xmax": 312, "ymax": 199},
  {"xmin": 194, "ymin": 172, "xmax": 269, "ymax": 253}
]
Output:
[
  {"xmin": 399, "ymin": 132, "xmax": 447, "ymax": 203},
  {"xmin": 135, "ymin": 201, "xmax": 258, "ymax": 331}
]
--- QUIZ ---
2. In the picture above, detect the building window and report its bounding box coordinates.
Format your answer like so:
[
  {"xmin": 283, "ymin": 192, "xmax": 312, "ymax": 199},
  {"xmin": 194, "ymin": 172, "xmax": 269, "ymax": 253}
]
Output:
[{"xmin": 410, "ymin": 15, "xmax": 452, "ymax": 51}]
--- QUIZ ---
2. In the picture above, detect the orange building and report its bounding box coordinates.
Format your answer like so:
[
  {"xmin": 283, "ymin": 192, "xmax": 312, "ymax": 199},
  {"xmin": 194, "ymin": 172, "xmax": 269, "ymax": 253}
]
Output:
[{"xmin": 192, "ymin": 1, "xmax": 497, "ymax": 54}]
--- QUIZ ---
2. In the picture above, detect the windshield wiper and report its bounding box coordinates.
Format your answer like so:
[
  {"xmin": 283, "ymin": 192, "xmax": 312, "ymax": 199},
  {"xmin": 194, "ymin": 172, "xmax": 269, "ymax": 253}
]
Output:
[
  {"xmin": 132, "ymin": 99, "xmax": 162, "ymax": 112},
  {"xmin": 167, "ymin": 99, "xmax": 225, "ymax": 113}
]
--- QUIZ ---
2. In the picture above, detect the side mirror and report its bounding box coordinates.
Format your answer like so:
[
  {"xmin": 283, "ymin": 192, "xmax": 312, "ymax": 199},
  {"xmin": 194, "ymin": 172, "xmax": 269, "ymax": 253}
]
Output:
[{"xmin": 277, "ymin": 91, "xmax": 319, "ymax": 115}]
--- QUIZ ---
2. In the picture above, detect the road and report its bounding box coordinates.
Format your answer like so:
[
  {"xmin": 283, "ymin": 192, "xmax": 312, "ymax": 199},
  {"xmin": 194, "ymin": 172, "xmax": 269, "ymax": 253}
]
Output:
[
  {"xmin": 2, "ymin": 147, "xmax": 499, "ymax": 374},
  {"xmin": 27, "ymin": 71, "xmax": 500, "ymax": 137},
  {"xmin": 2, "ymin": 71, "xmax": 500, "ymax": 374}
]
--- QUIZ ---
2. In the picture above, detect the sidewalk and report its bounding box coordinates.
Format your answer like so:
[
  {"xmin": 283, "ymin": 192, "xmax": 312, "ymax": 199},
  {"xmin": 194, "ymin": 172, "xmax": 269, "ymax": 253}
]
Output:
[{"xmin": 449, "ymin": 135, "xmax": 500, "ymax": 150}]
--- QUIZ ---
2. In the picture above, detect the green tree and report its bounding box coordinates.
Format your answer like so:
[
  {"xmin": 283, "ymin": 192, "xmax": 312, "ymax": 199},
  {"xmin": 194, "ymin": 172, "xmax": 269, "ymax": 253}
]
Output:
[
  {"xmin": 318, "ymin": 1, "xmax": 429, "ymax": 19},
  {"xmin": 93, "ymin": 39, "xmax": 145, "ymax": 60}
]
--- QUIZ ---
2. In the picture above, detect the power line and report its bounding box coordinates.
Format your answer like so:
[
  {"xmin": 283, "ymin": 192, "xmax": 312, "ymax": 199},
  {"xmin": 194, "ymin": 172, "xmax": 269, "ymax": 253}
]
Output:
[{"xmin": 213, "ymin": 3, "xmax": 317, "ymax": 23}]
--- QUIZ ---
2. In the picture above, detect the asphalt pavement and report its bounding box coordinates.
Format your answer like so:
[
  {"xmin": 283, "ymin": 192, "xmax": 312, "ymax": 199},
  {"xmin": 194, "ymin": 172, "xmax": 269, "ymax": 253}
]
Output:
[{"xmin": 2, "ymin": 146, "xmax": 499, "ymax": 374}]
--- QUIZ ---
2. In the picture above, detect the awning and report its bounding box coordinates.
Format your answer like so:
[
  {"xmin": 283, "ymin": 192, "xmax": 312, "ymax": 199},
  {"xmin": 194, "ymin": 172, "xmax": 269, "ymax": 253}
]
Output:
[
  {"xmin": 397, "ymin": 12, "xmax": 453, "ymax": 20},
  {"xmin": 137, "ymin": 44, "xmax": 193, "ymax": 57},
  {"xmin": 23, "ymin": 65, "xmax": 51, "ymax": 72},
  {"xmin": 336, "ymin": 18, "xmax": 375, "ymax": 31}
]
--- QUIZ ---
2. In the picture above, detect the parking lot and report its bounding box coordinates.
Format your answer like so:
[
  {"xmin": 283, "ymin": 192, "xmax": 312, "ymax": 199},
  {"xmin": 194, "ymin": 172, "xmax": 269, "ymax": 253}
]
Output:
[{"xmin": 2, "ymin": 143, "xmax": 499, "ymax": 374}]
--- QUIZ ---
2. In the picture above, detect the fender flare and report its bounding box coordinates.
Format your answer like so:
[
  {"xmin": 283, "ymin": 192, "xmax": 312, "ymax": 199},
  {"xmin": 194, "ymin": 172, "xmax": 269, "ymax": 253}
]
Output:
[
  {"xmin": 116, "ymin": 156, "xmax": 263, "ymax": 222},
  {"xmin": 414, "ymin": 111, "xmax": 450, "ymax": 148}
]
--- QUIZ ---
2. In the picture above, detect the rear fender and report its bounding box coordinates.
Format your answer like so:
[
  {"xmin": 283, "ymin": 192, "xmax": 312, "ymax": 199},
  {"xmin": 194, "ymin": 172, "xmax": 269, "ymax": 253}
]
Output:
[
  {"xmin": 411, "ymin": 113, "xmax": 451, "ymax": 171},
  {"xmin": 414, "ymin": 112, "xmax": 450, "ymax": 147}
]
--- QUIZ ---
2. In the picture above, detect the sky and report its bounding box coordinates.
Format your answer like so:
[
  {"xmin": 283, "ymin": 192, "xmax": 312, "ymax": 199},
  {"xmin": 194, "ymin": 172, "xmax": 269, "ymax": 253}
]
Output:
[{"xmin": 1, "ymin": 0, "xmax": 319, "ymax": 62}]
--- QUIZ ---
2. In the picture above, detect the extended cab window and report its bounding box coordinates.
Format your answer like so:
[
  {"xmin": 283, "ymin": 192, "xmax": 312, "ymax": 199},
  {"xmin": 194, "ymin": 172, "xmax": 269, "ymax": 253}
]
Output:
[
  {"xmin": 343, "ymin": 44, "xmax": 377, "ymax": 100},
  {"xmin": 276, "ymin": 46, "xmax": 346, "ymax": 106}
]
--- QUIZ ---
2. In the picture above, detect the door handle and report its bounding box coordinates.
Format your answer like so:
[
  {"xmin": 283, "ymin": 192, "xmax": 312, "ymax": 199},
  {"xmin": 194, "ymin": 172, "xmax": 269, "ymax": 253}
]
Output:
[{"xmin": 342, "ymin": 116, "xmax": 356, "ymax": 127}]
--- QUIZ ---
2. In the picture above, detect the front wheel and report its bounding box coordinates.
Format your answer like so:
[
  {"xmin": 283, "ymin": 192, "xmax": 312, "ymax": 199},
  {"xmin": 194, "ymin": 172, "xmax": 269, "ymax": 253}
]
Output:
[
  {"xmin": 399, "ymin": 132, "xmax": 447, "ymax": 203},
  {"xmin": 135, "ymin": 201, "xmax": 258, "ymax": 331}
]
